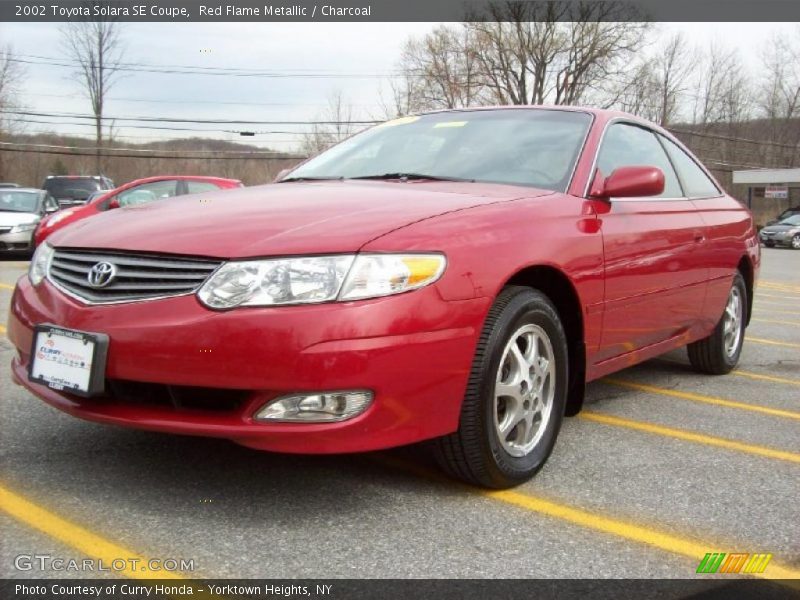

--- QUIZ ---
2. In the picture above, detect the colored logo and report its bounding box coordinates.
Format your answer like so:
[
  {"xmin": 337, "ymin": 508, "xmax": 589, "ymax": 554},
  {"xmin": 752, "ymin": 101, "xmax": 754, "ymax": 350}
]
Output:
[
  {"xmin": 696, "ymin": 553, "xmax": 772, "ymax": 574},
  {"xmin": 87, "ymin": 262, "xmax": 117, "ymax": 288}
]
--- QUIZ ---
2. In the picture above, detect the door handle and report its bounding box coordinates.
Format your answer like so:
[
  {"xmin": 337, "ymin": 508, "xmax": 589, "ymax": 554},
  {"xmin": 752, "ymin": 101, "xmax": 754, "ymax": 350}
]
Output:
[{"xmin": 694, "ymin": 231, "xmax": 706, "ymax": 243}]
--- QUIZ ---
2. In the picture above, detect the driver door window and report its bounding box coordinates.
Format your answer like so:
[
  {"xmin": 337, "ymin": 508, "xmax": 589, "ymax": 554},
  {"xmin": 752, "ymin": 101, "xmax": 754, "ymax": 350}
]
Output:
[{"xmin": 597, "ymin": 124, "xmax": 683, "ymax": 198}]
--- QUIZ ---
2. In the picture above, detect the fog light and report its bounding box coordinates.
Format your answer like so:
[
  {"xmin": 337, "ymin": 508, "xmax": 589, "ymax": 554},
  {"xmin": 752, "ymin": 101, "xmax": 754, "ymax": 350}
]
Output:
[{"xmin": 254, "ymin": 391, "xmax": 373, "ymax": 422}]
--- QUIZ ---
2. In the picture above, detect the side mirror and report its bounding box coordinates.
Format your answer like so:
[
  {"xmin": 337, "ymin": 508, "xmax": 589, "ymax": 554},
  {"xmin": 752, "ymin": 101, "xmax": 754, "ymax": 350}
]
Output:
[
  {"xmin": 108, "ymin": 198, "xmax": 121, "ymax": 209},
  {"xmin": 590, "ymin": 166, "xmax": 665, "ymax": 199},
  {"xmin": 273, "ymin": 168, "xmax": 292, "ymax": 183},
  {"xmin": 45, "ymin": 205, "xmax": 59, "ymax": 214}
]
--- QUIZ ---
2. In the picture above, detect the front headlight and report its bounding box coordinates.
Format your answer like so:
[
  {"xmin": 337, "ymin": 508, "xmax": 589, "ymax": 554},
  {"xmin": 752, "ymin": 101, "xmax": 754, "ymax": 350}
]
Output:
[
  {"xmin": 11, "ymin": 221, "xmax": 38, "ymax": 234},
  {"xmin": 197, "ymin": 253, "xmax": 446, "ymax": 309},
  {"xmin": 29, "ymin": 243, "xmax": 54, "ymax": 286},
  {"xmin": 197, "ymin": 255, "xmax": 355, "ymax": 309},
  {"xmin": 338, "ymin": 254, "xmax": 446, "ymax": 301},
  {"xmin": 41, "ymin": 209, "xmax": 75, "ymax": 228}
]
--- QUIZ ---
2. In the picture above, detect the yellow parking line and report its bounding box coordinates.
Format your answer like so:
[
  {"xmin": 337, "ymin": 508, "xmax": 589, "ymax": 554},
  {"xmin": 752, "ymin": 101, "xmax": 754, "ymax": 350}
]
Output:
[
  {"xmin": 0, "ymin": 324, "xmax": 6, "ymax": 335},
  {"xmin": 753, "ymin": 308, "xmax": 800, "ymax": 316},
  {"xmin": 486, "ymin": 490, "xmax": 800, "ymax": 581},
  {"xmin": 579, "ymin": 411, "xmax": 800, "ymax": 464},
  {"xmin": 603, "ymin": 379, "xmax": 800, "ymax": 421},
  {"xmin": 760, "ymin": 281, "xmax": 800, "ymax": 292},
  {"xmin": 752, "ymin": 318, "xmax": 800, "ymax": 327},
  {"xmin": 747, "ymin": 337, "xmax": 800, "ymax": 349},
  {"xmin": 754, "ymin": 300, "xmax": 799, "ymax": 308},
  {"xmin": 732, "ymin": 369, "xmax": 800, "ymax": 386},
  {"xmin": 756, "ymin": 293, "xmax": 800, "ymax": 301},
  {"xmin": 379, "ymin": 456, "xmax": 800, "ymax": 580},
  {"xmin": 0, "ymin": 282, "xmax": 15, "ymax": 291},
  {"xmin": 0, "ymin": 483, "xmax": 185, "ymax": 580}
]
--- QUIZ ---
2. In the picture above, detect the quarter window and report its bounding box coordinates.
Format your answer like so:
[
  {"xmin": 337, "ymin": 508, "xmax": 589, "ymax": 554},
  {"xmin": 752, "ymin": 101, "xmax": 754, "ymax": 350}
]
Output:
[
  {"xmin": 596, "ymin": 123, "xmax": 683, "ymax": 198},
  {"xmin": 660, "ymin": 136, "xmax": 721, "ymax": 198}
]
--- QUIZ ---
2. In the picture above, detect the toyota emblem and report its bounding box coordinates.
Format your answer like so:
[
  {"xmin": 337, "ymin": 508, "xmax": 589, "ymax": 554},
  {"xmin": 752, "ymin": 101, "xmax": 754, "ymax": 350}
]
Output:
[{"xmin": 87, "ymin": 262, "xmax": 117, "ymax": 288}]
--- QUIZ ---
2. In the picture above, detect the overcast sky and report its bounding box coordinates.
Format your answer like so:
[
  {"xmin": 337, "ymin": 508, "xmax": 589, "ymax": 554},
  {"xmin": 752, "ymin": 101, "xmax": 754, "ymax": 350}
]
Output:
[{"xmin": 0, "ymin": 21, "xmax": 795, "ymax": 150}]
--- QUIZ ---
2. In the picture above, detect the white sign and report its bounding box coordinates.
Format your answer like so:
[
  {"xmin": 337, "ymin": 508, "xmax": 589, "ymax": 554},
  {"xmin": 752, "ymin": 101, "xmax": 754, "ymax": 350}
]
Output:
[
  {"xmin": 765, "ymin": 185, "xmax": 789, "ymax": 199},
  {"xmin": 30, "ymin": 329, "xmax": 95, "ymax": 393}
]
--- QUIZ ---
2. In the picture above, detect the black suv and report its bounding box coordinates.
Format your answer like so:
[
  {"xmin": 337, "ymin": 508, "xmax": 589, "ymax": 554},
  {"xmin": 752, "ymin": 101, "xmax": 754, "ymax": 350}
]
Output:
[{"xmin": 42, "ymin": 175, "xmax": 115, "ymax": 208}]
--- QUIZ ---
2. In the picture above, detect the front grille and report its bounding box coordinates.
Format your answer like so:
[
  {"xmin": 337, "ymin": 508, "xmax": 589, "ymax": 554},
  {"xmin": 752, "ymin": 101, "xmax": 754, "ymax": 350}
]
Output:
[{"xmin": 48, "ymin": 249, "xmax": 222, "ymax": 304}]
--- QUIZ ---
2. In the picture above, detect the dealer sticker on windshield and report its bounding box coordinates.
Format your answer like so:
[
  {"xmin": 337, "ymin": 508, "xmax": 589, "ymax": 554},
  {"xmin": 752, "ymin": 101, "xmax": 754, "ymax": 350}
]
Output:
[{"xmin": 29, "ymin": 325, "xmax": 109, "ymax": 397}]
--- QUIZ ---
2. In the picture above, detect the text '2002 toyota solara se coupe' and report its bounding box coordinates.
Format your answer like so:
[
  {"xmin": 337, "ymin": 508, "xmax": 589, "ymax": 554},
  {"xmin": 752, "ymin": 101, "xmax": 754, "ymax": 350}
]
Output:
[{"xmin": 8, "ymin": 107, "xmax": 759, "ymax": 488}]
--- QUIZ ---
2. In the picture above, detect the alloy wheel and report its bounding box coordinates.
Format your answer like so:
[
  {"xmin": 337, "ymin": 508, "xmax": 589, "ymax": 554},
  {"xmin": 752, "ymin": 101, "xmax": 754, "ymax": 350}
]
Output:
[
  {"xmin": 722, "ymin": 286, "xmax": 744, "ymax": 358},
  {"xmin": 493, "ymin": 324, "xmax": 555, "ymax": 457}
]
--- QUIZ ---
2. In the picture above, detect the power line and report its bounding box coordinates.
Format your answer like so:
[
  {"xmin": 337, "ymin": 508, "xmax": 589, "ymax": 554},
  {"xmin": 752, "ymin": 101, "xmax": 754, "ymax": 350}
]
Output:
[
  {"xmin": 0, "ymin": 141, "xmax": 296, "ymax": 156},
  {"xmin": 668, "ymin": 128, "xmax": 799, "ymax": 150},
  {"xmin": 1, "ymin": 109, "xmax": 380, "ymax": 126},
  {"xmin": 7, "ymin": 55, "xmax": 403, "ymax": 80},
  {"xmin": 0, "ymin": 146, "xmax": 307, "ymax": 161},
  {"xmin": 17, "ymin": 91, "xmax": 380, "ymax": 108}
]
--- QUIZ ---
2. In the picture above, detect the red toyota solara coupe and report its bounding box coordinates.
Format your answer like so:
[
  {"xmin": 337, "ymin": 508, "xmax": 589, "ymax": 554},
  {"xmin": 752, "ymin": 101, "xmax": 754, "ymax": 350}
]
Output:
[{"xmin": 8, "ymin": 107, "xmax": 759, "ymax": 488}]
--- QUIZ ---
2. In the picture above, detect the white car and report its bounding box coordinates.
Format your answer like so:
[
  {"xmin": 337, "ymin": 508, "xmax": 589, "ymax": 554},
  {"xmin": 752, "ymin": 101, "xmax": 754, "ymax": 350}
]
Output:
[{"xmin": 0, "ymin": 188, "xmax": 60, "ymax": 255}]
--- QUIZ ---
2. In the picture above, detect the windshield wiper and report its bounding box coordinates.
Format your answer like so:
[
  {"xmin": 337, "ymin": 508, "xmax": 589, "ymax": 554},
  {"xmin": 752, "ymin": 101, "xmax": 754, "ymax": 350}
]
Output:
[
  {"xmin": 348, "ymin": 173, "xmax": 475, "ymax": 182},
  {"xmin": 278, "ymin": 176, "xmax": 344, "ymax": 183}
]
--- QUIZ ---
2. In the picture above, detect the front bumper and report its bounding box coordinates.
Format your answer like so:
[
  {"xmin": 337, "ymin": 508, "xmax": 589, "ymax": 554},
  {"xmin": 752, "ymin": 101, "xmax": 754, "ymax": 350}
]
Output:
[
  {"xmin": 8, "ymin": 276, "xmax": 489, "ymax": 453},
  {"xmin": 0, "ymin": 230, "xmax": 34, "ymax": 252},
  {"xmin": 759, "ymin": 231, "xmax": 793, "ymax": 245}
]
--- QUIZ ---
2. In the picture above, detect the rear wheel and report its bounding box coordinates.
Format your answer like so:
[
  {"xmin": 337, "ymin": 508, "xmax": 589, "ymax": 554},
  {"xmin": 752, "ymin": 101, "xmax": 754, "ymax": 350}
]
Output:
[
  {"xmin": 791, "ymin": 234, "xmax": 800, "ymax": 250},
  {"xmin": 688, "ymin": 272, "xmax": 747, "ymax": 375},
  {"xmin": 433, "ymin": 286, "xmax": 568, "ymax": 488}
]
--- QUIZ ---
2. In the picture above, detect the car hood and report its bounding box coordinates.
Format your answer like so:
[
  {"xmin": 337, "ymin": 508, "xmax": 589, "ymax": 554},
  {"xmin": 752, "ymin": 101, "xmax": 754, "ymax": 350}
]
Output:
[
  {"xmin": 49, "ymin": 180, "xmax": 549, "ymax": 257},
  {"xmin": 761, "ymin": 224, "xmax": 798, "ymax": 233},
  {"xmin": 0, "ymin": 211, "xmax": 39, "ymax": 226}
]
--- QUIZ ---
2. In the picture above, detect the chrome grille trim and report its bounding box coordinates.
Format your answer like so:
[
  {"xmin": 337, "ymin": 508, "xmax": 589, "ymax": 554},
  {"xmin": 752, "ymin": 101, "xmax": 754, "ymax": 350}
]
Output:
[{"xmin": 47, "ymin": 249, "xmax": 222, "ymax": 305}]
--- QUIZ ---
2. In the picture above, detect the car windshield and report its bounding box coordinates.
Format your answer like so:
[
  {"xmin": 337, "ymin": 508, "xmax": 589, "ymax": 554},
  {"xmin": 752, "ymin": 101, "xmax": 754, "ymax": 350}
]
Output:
[
  {"xmin": 779, "ymin": 215, "xmax": 800, "ymax": 226},
  {"xmin": 45, "ymin": 178, "xmax": 103, "ymax": 197},
  {"xmin": 0, "ymin": 190, "xmax": 40, "ymax": 213},
  {"xmin": 286, "ymin": 109, "xmax": 593, "ymax": 192}
]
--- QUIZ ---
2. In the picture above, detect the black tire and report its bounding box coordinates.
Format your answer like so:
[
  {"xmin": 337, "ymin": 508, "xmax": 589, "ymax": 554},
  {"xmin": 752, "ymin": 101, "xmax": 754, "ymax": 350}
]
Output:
[
  {"xmin": 764, "ymin": 241, "xmax": 775, "ymax": 248},
  {"xmin": 688, "ymin": 272, "xmax": 747, "ymax": 375},
  {"xmin": 433, "ymin": 286, "xmax": 569, "ymax": 488}
]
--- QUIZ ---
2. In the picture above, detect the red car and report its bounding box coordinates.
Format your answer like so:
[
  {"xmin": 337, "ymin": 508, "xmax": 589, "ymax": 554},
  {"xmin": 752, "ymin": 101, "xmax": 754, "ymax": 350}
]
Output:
[
  {"xmin": 34, "ymin": 175, "xmax": 243, "ymax": 246},
  {"xmin": 9, "ymin": 108, "xmax": 759, "ymax": 488}
]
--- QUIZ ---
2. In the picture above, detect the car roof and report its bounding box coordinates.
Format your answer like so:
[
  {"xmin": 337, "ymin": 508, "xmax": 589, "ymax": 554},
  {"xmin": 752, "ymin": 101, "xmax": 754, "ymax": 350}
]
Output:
[
  {"xmin": 2, "ymin": 187, "xmax": 42, "ymax": 194},
  {"xmin": 413, "ymin": 105, "xmax": 663, "ymax": 132}
]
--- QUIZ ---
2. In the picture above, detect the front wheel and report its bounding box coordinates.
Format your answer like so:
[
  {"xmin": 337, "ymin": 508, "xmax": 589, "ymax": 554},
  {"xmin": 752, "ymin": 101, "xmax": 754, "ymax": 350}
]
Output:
[
  {"xmin": 688, "ymin": 272, "xmax": 747, "ymax": 375},
  {"xmin": 433, "ymin": 286, "xmax": 568, "ymax": 488}
]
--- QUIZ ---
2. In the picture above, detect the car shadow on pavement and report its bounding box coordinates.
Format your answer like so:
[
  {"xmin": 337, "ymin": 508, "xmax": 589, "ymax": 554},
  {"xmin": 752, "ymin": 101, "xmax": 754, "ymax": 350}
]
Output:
[{"xmin": 9, "ymin": 416, "xmax": 449, "ymax": 525}]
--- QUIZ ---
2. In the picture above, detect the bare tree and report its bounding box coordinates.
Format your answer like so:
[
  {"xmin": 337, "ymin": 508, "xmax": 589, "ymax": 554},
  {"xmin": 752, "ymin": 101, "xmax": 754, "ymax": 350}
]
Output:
[
  {"xmin": 0, "ymin": 46, "xmax": 27, "ymax": 180},
  {"xmin": 300, "ymin": 91, "xmax": 360, "ymax": 156},
  {"xmin": 393, "ymin": 2, "xmax": 648, "ymax": 113},
  {"xmin": 61, "ymin": 17, "xmax": 124, "ymax": 172},
  {"xmin": 760, "ymin": 31, "xmax": 800, "ymax": 141},
  {"xmin": 652, "ymin": 33, "xmax": 694, "ymax": 126},
  {"xmin": 0, "ymin": 46, "xmax": 27, "ymax": 134},
  {"xmin": 692, "ymin": 42, "xmax": 752, "ymax": 127}
]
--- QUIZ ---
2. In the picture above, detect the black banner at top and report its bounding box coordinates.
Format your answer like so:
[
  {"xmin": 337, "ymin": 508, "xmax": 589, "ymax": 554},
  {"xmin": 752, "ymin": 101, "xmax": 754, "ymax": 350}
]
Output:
[{"xmin": 2, "ymin": 0, "xmax": 800, "ymax": 22}]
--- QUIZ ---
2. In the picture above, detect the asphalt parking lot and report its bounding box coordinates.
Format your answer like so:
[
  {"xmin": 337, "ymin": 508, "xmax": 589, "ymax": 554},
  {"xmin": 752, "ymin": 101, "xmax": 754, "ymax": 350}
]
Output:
[{"xmin": 0, "ymin": 248, "xmax": 798, "ymax": 580}]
